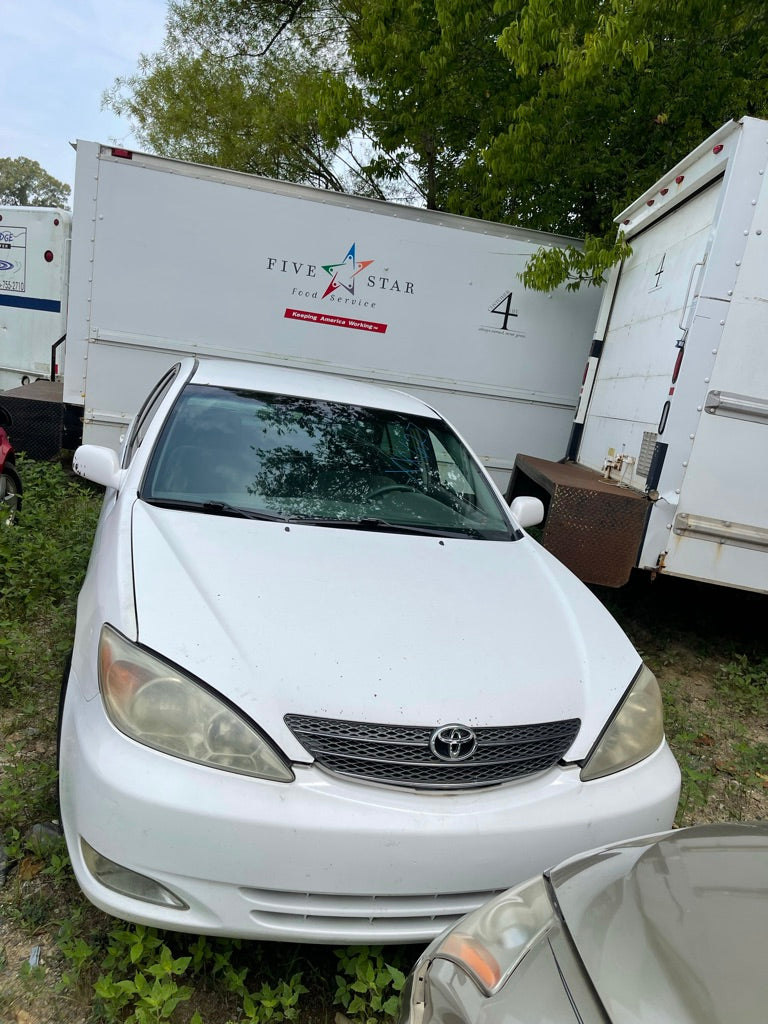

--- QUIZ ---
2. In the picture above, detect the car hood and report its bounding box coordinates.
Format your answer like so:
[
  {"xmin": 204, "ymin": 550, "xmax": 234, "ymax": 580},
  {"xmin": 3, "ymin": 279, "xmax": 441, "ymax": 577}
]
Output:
[
  {"xmin": 130, "ymin": 501, "xmax": 639, "ymax": 762},
  {"xmin": 550, "ymin": 823, "xmax": 768, "ymax": 1024}
]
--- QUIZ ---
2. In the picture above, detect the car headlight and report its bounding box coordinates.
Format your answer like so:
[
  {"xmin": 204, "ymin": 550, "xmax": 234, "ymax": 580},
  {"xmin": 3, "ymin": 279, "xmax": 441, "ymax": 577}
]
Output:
[
  {"xmin": 431, "ymin": 876, "xmax": 555, "ymax": 995},
  {"xmin": 98, "ymin": 624, "xmax": 293, "ymax": 781},
  {"xmin": 580, "ymin": 664, "xmax": 664, "ymax": 781}
]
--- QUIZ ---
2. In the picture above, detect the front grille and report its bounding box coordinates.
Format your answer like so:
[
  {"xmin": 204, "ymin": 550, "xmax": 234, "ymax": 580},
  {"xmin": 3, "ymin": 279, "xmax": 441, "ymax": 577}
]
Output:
[
  {"xmin": 283, "ymin": 714, "xmax": 580, "ymax": 789},
  {"xmin": 239, "ymin": 885, "xmax": 507, "ymax": 942}
]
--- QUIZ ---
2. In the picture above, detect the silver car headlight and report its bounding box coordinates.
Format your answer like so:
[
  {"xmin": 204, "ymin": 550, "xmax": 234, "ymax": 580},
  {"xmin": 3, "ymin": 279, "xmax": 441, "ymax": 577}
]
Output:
[
  {"xmin": 431, "ymin": 876, "xmax": 555, "ymax": 995},
  {"xmin": 580, "ymin": 664, "xmax": 664, "ymax": 781},
  {"xmin": 98, "ymin": 624, "xmax": 293, "ymax": 781}
]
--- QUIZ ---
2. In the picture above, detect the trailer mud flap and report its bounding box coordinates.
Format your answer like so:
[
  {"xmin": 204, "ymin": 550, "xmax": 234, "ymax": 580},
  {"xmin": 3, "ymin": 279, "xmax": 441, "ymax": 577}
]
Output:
[{"xmin": 507, "ymin": 454, "xmax": 651, "ymax": 588}]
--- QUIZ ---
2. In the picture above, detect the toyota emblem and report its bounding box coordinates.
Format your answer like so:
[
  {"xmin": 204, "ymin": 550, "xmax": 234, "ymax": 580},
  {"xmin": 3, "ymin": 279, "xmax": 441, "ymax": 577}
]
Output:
[{"xmin": 430, "ymin": 724, "xmax": 477, "ymax": 762}]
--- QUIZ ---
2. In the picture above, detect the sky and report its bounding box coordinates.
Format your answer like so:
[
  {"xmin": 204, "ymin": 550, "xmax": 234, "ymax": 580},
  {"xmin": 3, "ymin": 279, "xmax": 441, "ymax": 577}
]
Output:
[{"xmin": 4, "ymin": 0, "xmax": 169, "ymax": 194}]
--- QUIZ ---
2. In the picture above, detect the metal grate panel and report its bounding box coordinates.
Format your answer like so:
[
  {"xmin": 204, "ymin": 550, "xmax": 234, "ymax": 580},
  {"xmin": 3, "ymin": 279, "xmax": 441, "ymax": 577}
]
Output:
[
  {"xmin": 284, "ymin": 714, "xmax": 580, "ymax": 789},
  {"xmin": 637, "ymin": 431, "xmax": 658, "ymax": 478},
  {"xmin": 508, "ymin": 454, "xmax": 651, "ymax": 587}
]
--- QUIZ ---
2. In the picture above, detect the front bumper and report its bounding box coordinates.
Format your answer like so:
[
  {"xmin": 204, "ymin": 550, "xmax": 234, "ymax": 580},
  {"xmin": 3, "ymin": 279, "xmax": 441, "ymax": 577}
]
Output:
[{"xmin": 59, "ymin": 670, "xmax": 680, "ymax": 943}]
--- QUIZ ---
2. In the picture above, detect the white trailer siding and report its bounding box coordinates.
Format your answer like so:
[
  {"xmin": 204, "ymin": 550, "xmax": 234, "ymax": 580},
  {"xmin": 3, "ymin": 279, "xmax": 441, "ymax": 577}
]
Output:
[
  {"xmin": 653, "ymin": 162, "xmax": 768, "ymax": 591},
  {"xmin": 0, "ymin": 207, "xmax": 70, "ymax": 390},
  {"xmin": 65, "ymin": 143, "xmax": 602, "ymax": 486},
  {"xmin": 577, "ymin": 182, "xmax": 722, "ymax": 479},
  {"xmin": 579, "ymin": 117, "xmax": 768, "ymax": 591}
]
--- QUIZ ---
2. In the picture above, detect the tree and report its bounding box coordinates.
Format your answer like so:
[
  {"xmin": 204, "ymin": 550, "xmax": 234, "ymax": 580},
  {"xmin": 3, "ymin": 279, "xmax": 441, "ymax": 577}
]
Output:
[
  {"xmin": 340, "ymin": 0, "xmax": 522, "ymax": 213},
  {"xmin": 490, "ymin": 0, "xmax": 768, "ymax": 288},
  {"xmin": 0, "ymin": 157, "xmax": 71, "ymax": 208},
  {"xmin": 107, "ymin": 0, "xmax": 768, "ymax": 286},
  {"xmin": 105, "ymin": 0, "xmax": 515, "ymax": 206},
  {"xmin": 106, "ymin": 0, "xmax": 384, "ymax": 194}
]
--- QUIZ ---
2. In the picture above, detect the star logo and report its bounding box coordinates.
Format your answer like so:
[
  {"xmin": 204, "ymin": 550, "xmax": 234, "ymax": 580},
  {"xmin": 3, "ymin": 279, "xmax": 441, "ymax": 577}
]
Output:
[{"xmin": 321, "ymin": 243, "xmax": 374, "ymax": 299}]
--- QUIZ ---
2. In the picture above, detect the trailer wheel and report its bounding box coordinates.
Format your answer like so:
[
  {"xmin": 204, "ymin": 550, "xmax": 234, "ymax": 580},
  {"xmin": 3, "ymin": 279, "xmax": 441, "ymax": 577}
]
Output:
[{"xmin": 0, "ymin": 465, "xmax": 22, "ymax": 525}]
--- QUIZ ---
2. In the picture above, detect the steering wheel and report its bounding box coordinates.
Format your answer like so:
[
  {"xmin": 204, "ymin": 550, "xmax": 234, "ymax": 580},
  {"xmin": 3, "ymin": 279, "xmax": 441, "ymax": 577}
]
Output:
[{"xmin": 368, "ymin": 483, "xmax": 413, "ymax": 498}]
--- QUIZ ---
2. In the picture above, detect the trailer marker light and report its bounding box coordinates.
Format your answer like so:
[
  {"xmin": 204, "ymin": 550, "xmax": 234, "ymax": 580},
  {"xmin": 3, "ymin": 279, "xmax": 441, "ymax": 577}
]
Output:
[
  {"xmin": 44, "ymin": 250, "xmax": 54, "ymax": 263},
  {"xmin": 713, "ymin": 144, "xmax": 724, "ymax": 154},
  {"xmin": 660, "ymin": 188, "xmax": 669, "ymax": 196},
  {"xmin": 672, "ymin": 346, "xmax": 685, "ymax": 383},
  {"xmin": 111, "ymin": 148, "xmax": 133, "ymax": 160},
  {"xmin": 675, "ymin": 175, "xmax": 685, "ymax": 184},
  {"xmin": 54, "ymin": 218, "xmax": 60, "ymax": 226},
  {"xmin": 647, "ymin": 199, "xmax": 655, "ymax": 206}
]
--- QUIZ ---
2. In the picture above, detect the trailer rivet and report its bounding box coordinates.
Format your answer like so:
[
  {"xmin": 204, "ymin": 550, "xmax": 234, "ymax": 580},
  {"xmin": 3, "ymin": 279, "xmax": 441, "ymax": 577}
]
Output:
[
  {"xmin": 757, "ymin": 230, "xmax": 763, "ymax": 236},
  {"xmin": 752, "ymin": 200, "xmax": 757, "ymax": 205},
  {"xmin": 728, "ymin": 289, "xmax": 733, "ymax": 295},
  {"xmin": 675, "ymin": 489, "xmax": 681, "ymax": 495},
  {"xmin": 682, "ymin": 461, "xmax": 688, "ymax": 467},
  {"xmin": 720, "ymin": 320, "xmax": 725, "ymax": 325},
  {"xmin": 697, "ymin": 406, "xmax": 702, "ymax": 412},
  {"xmin": 667, "ymin": 524, "xmax": 672, "ymax": 530},
  {"xmin": 736, "ymin": 260, "xmax": 742, "ymax": 266},
  {"xmin": 704, "ymin": 378, "xmax": 710, "ymax": 383},
  {"xmin": 689, "ymin": 434, "xmax": 695, "ymax": 439},
  {"xmin": 744, "ymin": 230, "xmax": 749, "ymax": 235}
]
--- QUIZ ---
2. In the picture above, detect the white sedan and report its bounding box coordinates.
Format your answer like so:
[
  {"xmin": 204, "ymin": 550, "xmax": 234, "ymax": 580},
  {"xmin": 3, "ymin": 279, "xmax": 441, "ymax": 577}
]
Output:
[{"xmin": 58, "ymin": 357, "xmax": 680, "ymax": 942}]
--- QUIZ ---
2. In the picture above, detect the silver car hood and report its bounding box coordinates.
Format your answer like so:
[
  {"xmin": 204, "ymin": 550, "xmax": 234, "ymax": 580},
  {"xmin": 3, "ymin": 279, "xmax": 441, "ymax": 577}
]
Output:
[{"xmin": 550, "ymin": 822, "xmax": 768, "ymax": 1024}]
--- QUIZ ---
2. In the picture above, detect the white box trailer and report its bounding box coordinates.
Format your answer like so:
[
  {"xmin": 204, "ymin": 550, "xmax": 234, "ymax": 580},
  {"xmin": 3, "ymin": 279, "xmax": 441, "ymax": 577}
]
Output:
[
  {"xmin": 58, "ymin": 142, "xmax": 602, "ymax": 488},
  {"xmin": 509, "ymin": 116, "xmax": 768, "ymax": 593},
  {"xmin": 0, "ymin": 206, "xmax": 71, "ymax": 390}
]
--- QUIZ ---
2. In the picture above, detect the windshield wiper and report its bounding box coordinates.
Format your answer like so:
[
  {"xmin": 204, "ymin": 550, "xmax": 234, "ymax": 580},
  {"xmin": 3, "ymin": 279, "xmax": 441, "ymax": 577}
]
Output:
[
  {"xmin": 203, "ymin": 500, "xmax": 291, "ymax": 522},
  {"xmin": 293, "ymin": 516, "xmax": 484, "ymax": 538},
  {"xmin": 142, "ymin": 497, "xmax": 288, "ymax": 522}
]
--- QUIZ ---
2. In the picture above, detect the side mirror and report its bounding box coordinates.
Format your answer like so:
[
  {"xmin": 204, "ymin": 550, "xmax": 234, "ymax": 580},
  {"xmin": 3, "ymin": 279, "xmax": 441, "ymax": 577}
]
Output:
[
  {"xmin": 72, "ymin": 445, "xmax": 125, "ymax": 490},
  {"xmin": 509, "ymin": 495, "xmax": 544, "ymax": 530}
]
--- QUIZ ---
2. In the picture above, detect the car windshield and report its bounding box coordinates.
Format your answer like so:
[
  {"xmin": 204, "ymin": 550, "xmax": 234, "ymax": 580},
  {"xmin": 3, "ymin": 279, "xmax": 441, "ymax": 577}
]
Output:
[{"xmin": 140, "ymin": 384, "xmax": 514, "ymax": 540}]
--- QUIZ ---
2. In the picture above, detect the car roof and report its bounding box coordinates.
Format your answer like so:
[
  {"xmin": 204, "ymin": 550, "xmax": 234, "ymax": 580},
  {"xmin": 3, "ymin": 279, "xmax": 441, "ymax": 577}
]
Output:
[
  {"xmin": 188, "ymin": 357, "xmax": 442, "ymax": 418},
  {"xmin": 549, "ymin": 822, "xmax": 768, "ymax": 1024}
]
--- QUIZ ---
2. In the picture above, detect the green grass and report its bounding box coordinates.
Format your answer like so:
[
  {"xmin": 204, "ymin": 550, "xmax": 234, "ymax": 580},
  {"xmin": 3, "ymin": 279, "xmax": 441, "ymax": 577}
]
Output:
[
  {"xmin": 598, "ymin": 573, "xmax": 768, "ymax": 826},
  {"xmin": 0, "ymin": 458, "xmax": 101, "ymax": 849}
]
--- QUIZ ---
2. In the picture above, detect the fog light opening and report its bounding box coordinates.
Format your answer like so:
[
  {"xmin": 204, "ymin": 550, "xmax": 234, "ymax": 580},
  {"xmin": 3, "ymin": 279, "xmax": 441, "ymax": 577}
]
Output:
[{"xmin": 81, "ymin": 838, "xmax": 188, "ymax": 910}]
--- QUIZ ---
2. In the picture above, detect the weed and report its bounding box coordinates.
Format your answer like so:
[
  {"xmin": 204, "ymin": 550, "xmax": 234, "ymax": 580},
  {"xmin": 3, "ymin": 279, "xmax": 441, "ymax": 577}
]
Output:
[
  {"xmin": 334, "ymin": 947, "xmax": 406, "ymax": 1024},
  {"xmin": 57, "ymin": 918, "xmax": 99, "ymax": 990},
  {"xmin": 717, "ymin": 654, "xmax": 768, "ymax": 714},
  {"xmin": 0, "ymin": 745, "xmax": 59, "ymax": 854},
  {"xmin": 236, "ymin": 975, "xmax": 308, "ymax": 1023},
  {"xmin": 57, "ymin": 922, "xmax": 316, "ymax": 1024},
  {"xmin": 94, "ymin": 946, "xmax": 194, "ymax": 1024}
]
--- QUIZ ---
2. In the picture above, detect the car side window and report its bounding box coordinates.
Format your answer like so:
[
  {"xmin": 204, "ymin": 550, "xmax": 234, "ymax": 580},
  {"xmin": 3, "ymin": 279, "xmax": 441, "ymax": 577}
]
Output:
[{"xmin": 122, "ymin": 364, "xmax": 181, "ymax": 467}]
